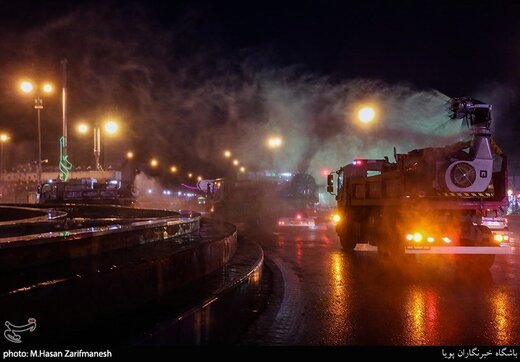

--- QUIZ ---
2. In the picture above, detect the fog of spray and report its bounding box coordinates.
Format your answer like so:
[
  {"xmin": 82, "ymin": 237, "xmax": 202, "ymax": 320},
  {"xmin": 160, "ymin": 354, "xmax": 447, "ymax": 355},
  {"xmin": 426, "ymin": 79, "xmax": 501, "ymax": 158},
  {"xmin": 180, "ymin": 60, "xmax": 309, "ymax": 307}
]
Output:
[
  {"xmin": 0, "ymin": 1, "xmax": 517, "ymax": 183},
  {"xmin": 133, "ymin": 173, "xmax": 164, "ymax": 197}
]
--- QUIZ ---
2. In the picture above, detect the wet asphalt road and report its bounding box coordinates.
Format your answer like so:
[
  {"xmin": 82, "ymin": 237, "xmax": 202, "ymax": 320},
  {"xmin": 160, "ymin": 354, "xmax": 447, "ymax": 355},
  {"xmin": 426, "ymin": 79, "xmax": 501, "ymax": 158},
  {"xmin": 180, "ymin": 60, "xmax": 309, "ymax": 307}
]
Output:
[{"xmin": 242, "ymin": 216, "xmax": 520, "ymax": 345}]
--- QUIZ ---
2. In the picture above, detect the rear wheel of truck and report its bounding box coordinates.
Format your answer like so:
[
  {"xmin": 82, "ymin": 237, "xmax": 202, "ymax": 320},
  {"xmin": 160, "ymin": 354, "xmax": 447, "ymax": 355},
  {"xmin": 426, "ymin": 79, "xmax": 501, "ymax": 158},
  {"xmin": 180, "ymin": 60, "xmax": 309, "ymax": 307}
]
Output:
[
  {"xmin": 454, "ymin": 225, "xmax": 496, "ymax": 271},
  {"xmin": 338, "ymin": 221, "xmax": 357, "ymax": 252}
]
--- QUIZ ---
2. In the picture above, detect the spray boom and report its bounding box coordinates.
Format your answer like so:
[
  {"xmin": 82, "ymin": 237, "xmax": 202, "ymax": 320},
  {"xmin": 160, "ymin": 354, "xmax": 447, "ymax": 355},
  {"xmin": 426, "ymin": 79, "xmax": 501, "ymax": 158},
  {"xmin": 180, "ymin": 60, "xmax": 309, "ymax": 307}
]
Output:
[{"xmin": 449, "ymin": 97, "xmax": 492, "ymax": 129}]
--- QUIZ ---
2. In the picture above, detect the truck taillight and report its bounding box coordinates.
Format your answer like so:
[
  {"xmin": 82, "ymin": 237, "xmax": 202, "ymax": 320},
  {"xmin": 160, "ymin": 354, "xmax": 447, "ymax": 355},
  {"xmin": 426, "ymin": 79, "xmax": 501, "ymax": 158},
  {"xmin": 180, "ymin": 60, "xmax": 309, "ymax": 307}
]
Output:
[
  {"xmin": 407, "ymin": 232, "xmax": 451, "ymax": 244},
  {"xmin": 441, "ymin": 237, "xmax": 452, "ymax": 244},
  {"xmin": 493, "ymin": 233, "xmax": 509, "ymax": 243},
  {"xmin": 406, "ymin": 233, "xmax": 424, "ymax": 242}
]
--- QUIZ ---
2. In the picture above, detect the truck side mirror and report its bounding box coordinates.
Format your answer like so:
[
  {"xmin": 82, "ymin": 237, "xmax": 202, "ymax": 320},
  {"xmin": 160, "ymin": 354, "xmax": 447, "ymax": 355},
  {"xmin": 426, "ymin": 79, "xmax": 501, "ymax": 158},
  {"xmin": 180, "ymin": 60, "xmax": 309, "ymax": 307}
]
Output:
[{"xmin": 327, "ymin": 174, "xmax": 334, "ymax": 193}]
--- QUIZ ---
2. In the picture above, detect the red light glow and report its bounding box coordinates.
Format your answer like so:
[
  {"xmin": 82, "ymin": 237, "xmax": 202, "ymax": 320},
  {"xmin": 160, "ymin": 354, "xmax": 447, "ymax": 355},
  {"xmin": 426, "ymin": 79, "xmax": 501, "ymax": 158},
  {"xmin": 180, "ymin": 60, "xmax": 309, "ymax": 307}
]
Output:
[{"xmin": 321, "ymin": 168, "xmax": 331, "ymax": 176}]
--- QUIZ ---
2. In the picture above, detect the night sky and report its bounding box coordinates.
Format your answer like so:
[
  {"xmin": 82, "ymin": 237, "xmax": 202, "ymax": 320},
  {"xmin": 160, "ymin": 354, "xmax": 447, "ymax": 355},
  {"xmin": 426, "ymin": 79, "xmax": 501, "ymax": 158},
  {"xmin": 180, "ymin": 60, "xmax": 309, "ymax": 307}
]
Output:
[{"xmin": 0, "ymin": 0, "xmax": 519, "ymax": 184}]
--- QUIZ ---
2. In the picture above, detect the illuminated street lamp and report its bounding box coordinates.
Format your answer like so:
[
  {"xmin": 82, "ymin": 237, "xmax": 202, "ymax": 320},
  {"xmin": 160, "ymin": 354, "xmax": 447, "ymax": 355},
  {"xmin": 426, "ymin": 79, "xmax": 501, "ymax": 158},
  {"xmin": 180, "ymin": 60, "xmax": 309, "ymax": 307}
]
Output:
[
  {"xmin": 223, "ymin": 150, "xmax": 232, "ymax": 158},
  {"xmin": 76, "ymin": 119, "xmax": 120, "ymax": 170},
  {"xmin": 267, "ymin": 136, "xmax": 283, "ymax": 149},
  {"xmin": 357, "ymin": 105, "xmax": 376, "ymax": 124},
  {"xmin": 150, "ymin": 158, "xmax": 158, "ymax": 168},
  {"xmin": 170, "ymin": 165, "xmax": 177, "ymax": 173},
  {"xmin": 20, "ymin": 80, "xmax": 54, "ymax": 186},
  {"xmin": 104, "ymin": 121, "xmax": 118, "ymax": 134},
  {"xmin": 126, "ymin": 151, "xmax": 134, "ymax": 159},
  {"xmin": 239, "ymin": 166, "xmax": 246, "ymax": 173},
  {"xmin": 232, "ymin": 159, "xmax": 239, "ymax": 166},
  {"xmin": 0, "ymin": 133, "xmax": 11, "ymax": 182},
  {"xmin": 77, "ymin": 123, "xmax": 89, "ymax": 134},
  {"xmin": 188, "ymin": 173, "xmax": 193, "ymax": 178},
  {"xmin": 197, "ymin": 176, "xmax": 202, "ymax": 182}
]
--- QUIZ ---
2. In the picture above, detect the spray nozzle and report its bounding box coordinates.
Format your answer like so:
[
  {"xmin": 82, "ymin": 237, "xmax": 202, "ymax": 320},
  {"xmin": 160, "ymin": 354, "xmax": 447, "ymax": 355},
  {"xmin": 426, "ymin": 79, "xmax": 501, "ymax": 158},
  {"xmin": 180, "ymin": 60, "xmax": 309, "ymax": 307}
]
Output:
[{"xmin": 449, "ymin": 97, "xmax": 492, "ymax": 128}]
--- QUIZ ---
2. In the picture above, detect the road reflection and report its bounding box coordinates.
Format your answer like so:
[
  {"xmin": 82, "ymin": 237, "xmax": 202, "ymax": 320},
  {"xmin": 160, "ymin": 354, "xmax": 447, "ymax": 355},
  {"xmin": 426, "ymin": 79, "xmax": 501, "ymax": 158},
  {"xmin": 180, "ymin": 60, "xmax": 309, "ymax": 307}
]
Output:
[
  {"xmin": 259, "ymin": 223, "xmax": 520, "ymax": 345},
  {"xmin": 490, "ymin": 290, "xmax": 512, "ymax": 345},
  {"xmin": 322, "ymin": 251, "xmax": 353, "ymax": 344},
  {"xmin": 404, "ymin": 288, "xmax": 439, "ymax": 345}
]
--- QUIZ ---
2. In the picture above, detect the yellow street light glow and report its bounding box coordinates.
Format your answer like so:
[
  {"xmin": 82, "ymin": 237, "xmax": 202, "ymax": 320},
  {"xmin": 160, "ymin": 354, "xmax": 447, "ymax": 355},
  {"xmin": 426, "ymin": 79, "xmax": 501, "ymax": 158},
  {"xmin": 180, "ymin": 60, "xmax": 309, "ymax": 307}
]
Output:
[
  {"xmin": 239, "ymin": 166, "xmax": 246, "ymax": 173},
  {"xmin": 223, "ymin": 150, "xmax": 231, "ymax": 158},
  {"xmin": 0, "ymin": 133, "xmax": 10, "ymax": 142},
  {"xmin": 104, "ymin": 121, "xmax": 118, "ymax": 134},
  {"xmin": 188, "ymin": 173, "xmax": 193, "ymax": 178},
  {"xmin": 267, "ymin": 136, "xmax": 283, "ymax": 148},
  {"xmin": 170, "ymin": 166, "xmax": 177, "ymax": 173},
  {"xmin": 197, "ymin": 176, "xmax": 202, "ymax": 181},
  {"xmin": 126, "ymin": 151, "xmax": 134, "ymax": 159},
  {"xmin": 42, "ymin": 83, "xmax": 53, "ymax": 93},
  {"xmin": 233, "ymin": 159, "xmax": 239, "ymax": 166},
  {"xmin": 20, "ymin": 81, "xmax": 33, "ymax": 93},
  {"xmin": 77, "ymin": 123, "xmax": 89, "ymax": 134},
  {"xmin": 358, "ymin": 106, "xmax": 376, "ymax": 123},
  {"xmin": 150, "ymin": 158, "xmax": 158, "ymax": 167}
]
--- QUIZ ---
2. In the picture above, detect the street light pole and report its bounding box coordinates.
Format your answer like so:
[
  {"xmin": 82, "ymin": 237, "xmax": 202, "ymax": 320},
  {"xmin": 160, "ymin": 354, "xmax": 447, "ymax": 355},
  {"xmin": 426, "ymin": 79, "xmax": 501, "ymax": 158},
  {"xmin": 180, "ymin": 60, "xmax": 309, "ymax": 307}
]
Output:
[
  {"xmin": 76, "ymin": 120, "xmax": 118, "ymax": 171},
  {"xmin": 20, "ymin": 80, "xmax": 53, "ymax": 186},
  {"xmin": 35, "ymin": 97, "xmax": 43, "ymax": 186},
  {"xmin": 94, "ymin": 126, "xmax": 102, "ymax": 171}
]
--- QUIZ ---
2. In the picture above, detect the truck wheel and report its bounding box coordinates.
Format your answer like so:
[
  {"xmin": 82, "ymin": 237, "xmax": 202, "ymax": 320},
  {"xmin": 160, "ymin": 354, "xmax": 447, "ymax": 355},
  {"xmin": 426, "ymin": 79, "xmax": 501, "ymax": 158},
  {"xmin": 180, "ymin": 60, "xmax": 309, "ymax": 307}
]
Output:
[{"xmin": 338, "ymin": 222, "xmax": 357, "ymax": 252}]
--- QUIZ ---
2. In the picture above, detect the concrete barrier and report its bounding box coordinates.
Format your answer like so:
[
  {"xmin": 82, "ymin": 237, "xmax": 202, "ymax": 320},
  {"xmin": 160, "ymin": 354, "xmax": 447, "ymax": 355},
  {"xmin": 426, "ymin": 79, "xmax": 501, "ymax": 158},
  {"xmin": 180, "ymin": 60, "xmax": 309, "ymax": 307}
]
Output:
[
  {"xmin": 134, "ymin": 239, "xmax": 264, "ymax": 345},
  {"xmin": 0, "ymin": 216, "xmax": 238, "ymax": 343},
  {"xmin": 0, "ymin": 205, "xmax": 200, "ymax": 270}
]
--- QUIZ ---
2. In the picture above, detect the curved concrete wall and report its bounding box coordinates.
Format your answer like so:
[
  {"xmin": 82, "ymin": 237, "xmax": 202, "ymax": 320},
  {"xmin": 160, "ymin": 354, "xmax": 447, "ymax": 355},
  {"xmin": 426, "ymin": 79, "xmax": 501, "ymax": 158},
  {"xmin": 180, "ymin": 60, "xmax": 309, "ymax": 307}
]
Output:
[
  {"xmin": 0, "ymin": 220, "xmax": 238, "ymax": 342},
  {"xmin": 0, "ymin": 207, "xmax": 200, "ymax": 270}
]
